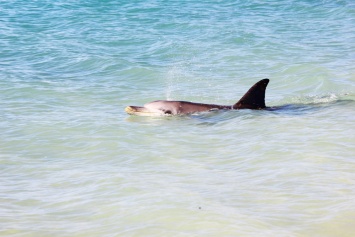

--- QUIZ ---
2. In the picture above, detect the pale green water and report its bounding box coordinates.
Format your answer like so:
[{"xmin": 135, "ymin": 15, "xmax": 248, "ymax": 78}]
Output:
[{"xmin": 1, "ymin": 1, "xmax": 355, "ymax": 236}]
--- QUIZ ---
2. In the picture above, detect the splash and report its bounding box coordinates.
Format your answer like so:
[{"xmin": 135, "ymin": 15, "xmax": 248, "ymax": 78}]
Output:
[
  {"xmin": 284, "ymin": 93, "xmax": 354, "ymax": 106},
  {"xmin": 165, "ymin": 64, "xmax": 182, "ymax": 100}
]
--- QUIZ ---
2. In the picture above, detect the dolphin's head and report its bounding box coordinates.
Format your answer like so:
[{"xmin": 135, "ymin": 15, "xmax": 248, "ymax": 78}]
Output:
[{"xmin": 125, "ymin": 100, "xmax": 179, "ymax": 116}]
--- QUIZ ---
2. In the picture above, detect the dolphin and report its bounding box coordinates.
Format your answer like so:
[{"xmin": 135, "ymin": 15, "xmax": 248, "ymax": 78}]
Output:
[{"xmin": 125, "ymin": 78, "xmax": 269, "ymax": 116}]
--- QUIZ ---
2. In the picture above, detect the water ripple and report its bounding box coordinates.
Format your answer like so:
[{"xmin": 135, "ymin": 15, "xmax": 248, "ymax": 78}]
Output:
[{"xmin": 1, "ymin": 0, "xmax": 355, "ymax": 236}]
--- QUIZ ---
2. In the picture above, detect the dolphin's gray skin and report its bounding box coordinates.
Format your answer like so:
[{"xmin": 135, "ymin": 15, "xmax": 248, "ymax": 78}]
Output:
[{"xmin": 125, "ymin": 79, "xmax": 269, "ymax": 116}]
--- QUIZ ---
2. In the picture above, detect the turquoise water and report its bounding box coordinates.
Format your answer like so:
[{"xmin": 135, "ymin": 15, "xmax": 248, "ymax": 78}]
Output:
[{"xmin": 1, "ymin": 0, "xmax": 355, "ymax": 236}]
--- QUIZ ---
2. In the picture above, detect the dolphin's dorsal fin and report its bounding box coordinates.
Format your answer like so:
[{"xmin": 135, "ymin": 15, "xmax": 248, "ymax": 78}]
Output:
[{"xmin": 233, "ymin": 79, "xmax": 269, "ymax": 109}]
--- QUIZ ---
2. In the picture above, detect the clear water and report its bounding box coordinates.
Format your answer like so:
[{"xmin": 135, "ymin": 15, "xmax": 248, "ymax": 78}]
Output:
[{"xmin": 1, "ymin": 1, "xmax": 355, "ymax": 236}]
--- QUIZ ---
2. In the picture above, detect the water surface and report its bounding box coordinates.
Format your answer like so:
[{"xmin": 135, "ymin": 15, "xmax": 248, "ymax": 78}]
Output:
[{"xmin": 1, "ymin": 0, "xmax": 355, "ymax": 236}]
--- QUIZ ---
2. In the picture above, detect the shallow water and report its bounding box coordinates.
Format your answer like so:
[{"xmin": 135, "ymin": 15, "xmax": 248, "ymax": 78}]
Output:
[{"xmin": 1, "ymin": 0, "xmax": 355, "ymax": 236}]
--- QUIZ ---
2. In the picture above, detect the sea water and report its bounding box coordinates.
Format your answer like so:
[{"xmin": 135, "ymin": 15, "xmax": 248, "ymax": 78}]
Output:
[{"xmin": 1, "ymin": 0, "xmax": 355, "ymax": 236}]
